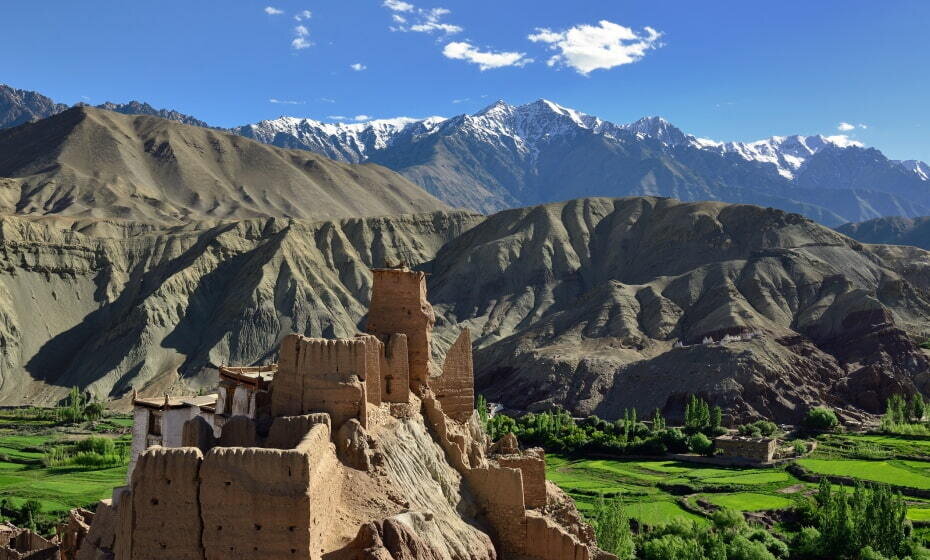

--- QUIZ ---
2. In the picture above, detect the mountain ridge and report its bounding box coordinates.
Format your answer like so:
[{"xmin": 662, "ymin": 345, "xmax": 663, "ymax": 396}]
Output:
[{"xmin": 0, "ymin": 106, "xmax": 449, "ymax": 224}]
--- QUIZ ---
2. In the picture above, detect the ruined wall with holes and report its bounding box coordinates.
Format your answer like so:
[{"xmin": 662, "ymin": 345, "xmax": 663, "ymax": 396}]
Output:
[
  {"xmin": 496, "ymin": 448, "xmax": 547, "ymax": 509},
  {"xmin": 129, "ymin": 447, "xmax": 204, "ymax": 560},
  {"xmin": 433, "ymin": 328, "xmax": 475, "ymax": 422},
  {"xmin": 366, "ymin": 269, "xmax": 434, "ymax": 391},
  {"xmin": 272, "ymin": 335, "xmax": 369, "ymax": 429},
  {"xmin": 380, "ymin": 334, "xmax": 409, "ymax": 403}
]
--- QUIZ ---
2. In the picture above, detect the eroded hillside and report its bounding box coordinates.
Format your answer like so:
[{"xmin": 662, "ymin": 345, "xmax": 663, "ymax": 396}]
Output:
[
  {"xmin": 426, "ymin": 198, "xmax": 930, "ymax": 423},
  {"xmin": 0, "ymin": 210, "xmax": 483, "ymax": 404}
]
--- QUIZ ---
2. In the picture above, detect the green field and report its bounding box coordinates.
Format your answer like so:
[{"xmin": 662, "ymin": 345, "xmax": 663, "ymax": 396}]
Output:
[
  {"xmin": 546, "ymin": 433, "xmax": 930, "ymax": 529},
  {"xmin": 797, "ymin": 458, "xmax": 930, "ymax": 489},
  {"xmin": 0, "ymin": 412, "xmax": 131, "ymax": 517},
  {"xmin": 546, "ymin": 455, "xmax": 800, "ymax": 527},
  {"xmin": 699, "ymin": 492, "xmax": 792, "ymax": 511}
]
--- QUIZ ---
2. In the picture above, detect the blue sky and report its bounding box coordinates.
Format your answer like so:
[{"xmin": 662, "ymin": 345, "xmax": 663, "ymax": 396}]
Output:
[{"xmin": 2, "ymin": 1, "xmax": 928, "ymax": 161}]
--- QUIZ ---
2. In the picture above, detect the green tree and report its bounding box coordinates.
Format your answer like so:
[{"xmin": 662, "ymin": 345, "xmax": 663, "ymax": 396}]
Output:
[
  {"xmin": 476, "ymin": 394, "xmax": 489, "ymax": 434},
  {"xmin": 592, "ymin": 495, "xmax": 634, "ymax": 559},
  {"xmin": 909, "ymin": 394, "xmax": 925, "ymax": 423},
  {"xmin": 710, "ymin": 405, "xmax": 723, "ymax": 429},
  {"xmin": 803, "ymin": 407, "xmax": 838, "ymax": 430},
  {"xmin": 688, "ymin": 433, "xmax": 714, "ymax": 456}
]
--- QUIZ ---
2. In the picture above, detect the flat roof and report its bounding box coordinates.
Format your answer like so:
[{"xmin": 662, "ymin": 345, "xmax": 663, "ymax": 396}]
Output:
[{"xmin": 133, "ymin": 394, "xmax": 218, "ymax": 410}]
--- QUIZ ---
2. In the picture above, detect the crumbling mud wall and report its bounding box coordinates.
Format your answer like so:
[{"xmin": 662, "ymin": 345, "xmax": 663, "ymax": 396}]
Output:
[
  {"xmin": 273, "ymin": 335, "xmax": 369, "ymax": 429},
  {"xmin": 357, "ymin": 334, "xmax": 383, "ymax": 406},
  {"xmin": 130, "ymin": 447, "xmax": 204, "ymax": 560},
  {"xmin": 380, "ymin": 334, "xmax": 409, "ymax": 403},
  {"xmin": 496, "ymin": 448, "xmax": 547, "ymax": 509},
  {"xmin": 266, "ymin": 413, "xmax": 331, "ymax": 449},
  {"xmin": 465, "ymin": 465, "xmax": 527, "ymax": 555},
  {"xmin": 366, "ymin": 269, "xmax": 435, "ymax": 391},
  {"xmin": 72, "ymin": 500, "xmax": 117, "ymax": 560},
  {"xmin": 433, "ymin": 329, "xmax": 475, "ymax": 422},
  {"xmin": 525, "ymin": 511, "xmax": 591, "ymax": 560}
]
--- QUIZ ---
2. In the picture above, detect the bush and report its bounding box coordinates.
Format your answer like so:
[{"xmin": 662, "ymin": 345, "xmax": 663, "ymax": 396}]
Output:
[
  {"xmin": 738, "ymin": 420, "xmax": 778, "ymax": 438},
  {"xmin": 803, "ymin": 407, "xmax": 838, "ymax": 430},
  {"xmin": 642, "ymin": 534, "xmax": 705, "ymax": 560},
  {"xmin": 792, "ymin": 440, "xmax": 808, "ymax": 456},
  {"xmin": 791, "ymin": 527, "xmax": 822, "ymax": 559},
  {"xmin": 687, "ymin": 433, "xmax": 714, "ymax": 456}
]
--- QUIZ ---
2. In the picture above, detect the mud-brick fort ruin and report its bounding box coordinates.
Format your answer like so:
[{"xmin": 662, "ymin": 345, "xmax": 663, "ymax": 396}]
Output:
[{"xmin": 63, "ymin": 268, "xmax": 610, "ymax": 560}]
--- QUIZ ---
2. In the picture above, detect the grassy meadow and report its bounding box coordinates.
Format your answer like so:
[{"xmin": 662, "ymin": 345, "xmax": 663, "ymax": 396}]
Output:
[{"xmin": 546, "ymin": 431, "xmax": 930, "ymax": 531}]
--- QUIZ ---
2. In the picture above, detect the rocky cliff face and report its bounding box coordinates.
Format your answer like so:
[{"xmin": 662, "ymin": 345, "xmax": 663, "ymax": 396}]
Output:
[
  {"xmin": 0, "ymin": 211, "xmax": 482, "ymax": 404},
  {"xmin": 425, "ymin": 198, "xmax": 930, "ymax": 423}
]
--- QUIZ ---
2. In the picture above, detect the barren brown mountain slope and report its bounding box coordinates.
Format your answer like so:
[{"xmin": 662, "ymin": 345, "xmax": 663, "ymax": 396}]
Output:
[
  {"xmin": 426, "ymin": 197, "xmax": 930, "ymax": 423},
  {"xmin": 0, "ymin": 106, "xmax": 448, "ymax": 223},
  {"xmin": 3, "ymin": 196, "xmax": 929, "ymax": 423},
  {"xmin": 0, "ymin": 210, "xmax": 482, "ymax": 404}
]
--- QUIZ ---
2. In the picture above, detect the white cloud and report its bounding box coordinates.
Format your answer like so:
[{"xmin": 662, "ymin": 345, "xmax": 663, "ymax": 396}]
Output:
[
  {"xmin": 837, "ymin": 122, "xmax": 868, "ymax": 132},
  {"xmin": 350, "ymin": 63, "xmax": 367, "ymax": 71},
  {"xmin": 292, "ymin": 25, "xmax": 311, "ymax": 49},
  {"xmin": 443, "ymin": 41, "xmax": 533, "ymax": 70},
  {"xmin": 452, "ymin": 98, "xmax": 469, "ymax": 104},
  {"xmin": 386, "ymin": 2, "xmax": 461, "ymax": 34},
  {"xmin": 269, "ymin": 98, "xmax": 305, "ymax": 105},
  {"xmin": 264, "ymin": 6, "xmax": 284, "ymax": 15},
  {"xmin": 825, "ymin": 134, "xmax": 865, "ymax": 148},
  {"xmin": 328, "ymin": 115, "xmax": 348, "ymax": 121},
  {"xmin": 319, "ymin": 97, "xmax": 336, "ymax": 103},
  {"xmin": 383, "ymin": 0, "xmax": 414, "ymax": 12},
  {"xmin": 528, "ymin": 20, "xmax": 663, "ymax": 75},
  {"xmin": 354, "ymin": 115, "xmax": 372, "ymax": 121},
  {"xmin": 294, "ymin": 9, "xmax": 312, "ymax": 21}
]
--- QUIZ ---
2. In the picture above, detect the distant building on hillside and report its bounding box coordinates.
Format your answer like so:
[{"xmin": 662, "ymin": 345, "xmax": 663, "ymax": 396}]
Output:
[{"xmin": 714, "ymin": 435, "xmax": 777, "ymax": 463}]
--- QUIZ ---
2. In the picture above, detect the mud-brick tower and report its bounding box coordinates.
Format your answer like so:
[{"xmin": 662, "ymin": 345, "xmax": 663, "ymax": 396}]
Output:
[{"xmin": 365, "ymin": 267, "xmax": 435, "ymax": 392}]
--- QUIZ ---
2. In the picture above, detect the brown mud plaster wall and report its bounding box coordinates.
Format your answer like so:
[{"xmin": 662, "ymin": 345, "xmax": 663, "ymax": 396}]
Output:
[
  {"xmin": 114, "ymin": 488, "xmax": 133, "ymax": 560},
  {"xmin": 75, "ymin": 499, "xmax": 117, "ymax": 560},
  {"xmin": 464, "ymin": 465, "xmax": 527, "ymax": 555},
  {"xmin": 380, "ymin": 334, "xmax": 409, "ymax": 403},
  {"xmin": 366, "ymin": 269, "xmax": 434, "ymax": 391},
  {"xmin": 525, "ymin": 511, "xmax": 591, "ymax": 560},
  {"xmin": 200, "ymin": 442, "xmax": 336, "ymax": 560},
  {"xmin": 272, "ymin": 335, "xmax": 369, "ymax": 429},
  {"xmin": 433, "ymin": 328, "xmax": 475, "ymax": 422},
  {"xmin": 130, "ymin": 447, "xmax": 204, "ymax": 560},
  {"xmin": 497, "ymin": 448, "xmax": 547, "ymax": 509},
  {"xmin": 357, "ymin": 334, "xmax": 383, "ymax": 406}
]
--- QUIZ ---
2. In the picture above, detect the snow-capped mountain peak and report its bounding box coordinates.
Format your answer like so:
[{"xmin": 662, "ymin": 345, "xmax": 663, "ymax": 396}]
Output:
[{"xmin": 231, "ymin": 98, "xmax": 928, "ymax": 185}]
